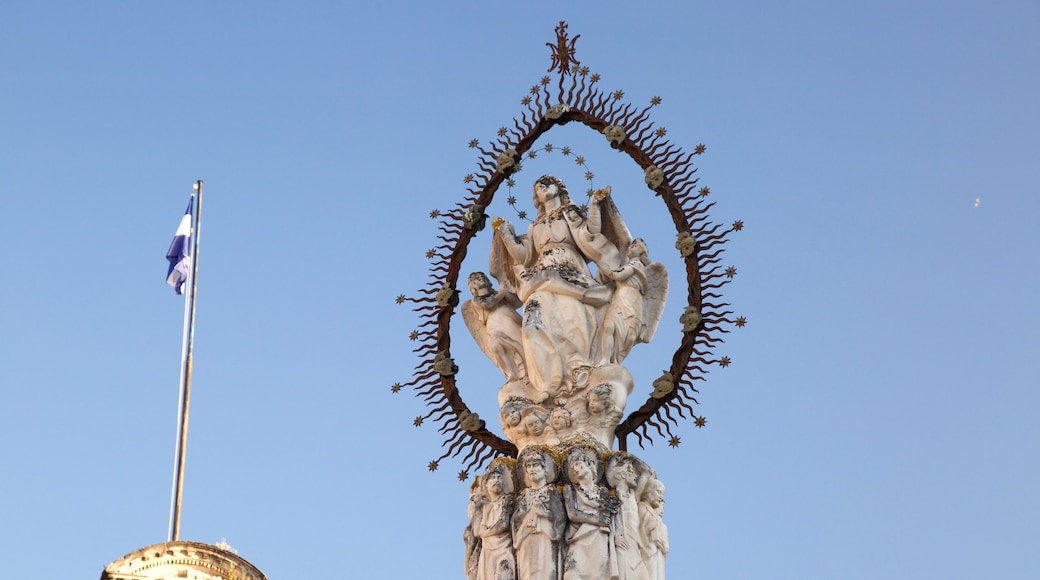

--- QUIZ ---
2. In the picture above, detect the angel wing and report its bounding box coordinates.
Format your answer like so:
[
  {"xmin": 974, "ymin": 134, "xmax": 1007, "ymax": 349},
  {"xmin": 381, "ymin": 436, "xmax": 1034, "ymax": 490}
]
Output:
[
  {"xmin": 640, "ymin": 261, "xmax": 669, "ymax": 343},
  {"xmin": 461, "ymin": 294, "xmax": 526, "ymax": 381},
  {"xmin": 462, "ymin": 299, "xmax": 496, "ymax": 365}
]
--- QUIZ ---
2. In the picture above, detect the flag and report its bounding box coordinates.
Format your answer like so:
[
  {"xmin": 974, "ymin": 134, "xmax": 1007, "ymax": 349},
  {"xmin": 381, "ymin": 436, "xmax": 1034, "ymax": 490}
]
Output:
[{"xmin": 166, "ymin": 198, "xmax": 193, "ymax": 294}]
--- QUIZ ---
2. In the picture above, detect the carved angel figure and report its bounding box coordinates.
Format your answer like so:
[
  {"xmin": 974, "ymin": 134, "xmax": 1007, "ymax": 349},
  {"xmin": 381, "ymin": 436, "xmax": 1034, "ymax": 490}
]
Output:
[
  {"xmin": 490, "ymin": 176, "xmax": 631, "ymax": 402},
  {"xmin": 594, "ymin": 238, "xmax": 668, "ymax": 365},
  {"xmin": 462, "ymin": 271, "xmax": 526, "ymax": 382}
]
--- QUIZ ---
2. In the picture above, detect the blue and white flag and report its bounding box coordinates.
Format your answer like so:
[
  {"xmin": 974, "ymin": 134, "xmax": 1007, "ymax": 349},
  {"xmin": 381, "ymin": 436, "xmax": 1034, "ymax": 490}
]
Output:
[{"xmin": 165, "ymin": 198, "xmax": 193, "ymax": 294}]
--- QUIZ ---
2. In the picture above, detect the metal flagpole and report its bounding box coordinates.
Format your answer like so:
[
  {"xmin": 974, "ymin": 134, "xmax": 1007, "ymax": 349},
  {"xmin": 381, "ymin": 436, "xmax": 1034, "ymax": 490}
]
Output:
[{"xmin": 169, "ymin": 180, "xmax": 203, "ymax": 541}]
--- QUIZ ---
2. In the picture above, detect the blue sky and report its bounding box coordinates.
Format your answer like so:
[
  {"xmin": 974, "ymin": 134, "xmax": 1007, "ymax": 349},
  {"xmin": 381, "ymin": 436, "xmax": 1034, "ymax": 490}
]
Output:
[{"xmin": 3, "ymin": 2, "xmax": 1038, "ymax": 578}]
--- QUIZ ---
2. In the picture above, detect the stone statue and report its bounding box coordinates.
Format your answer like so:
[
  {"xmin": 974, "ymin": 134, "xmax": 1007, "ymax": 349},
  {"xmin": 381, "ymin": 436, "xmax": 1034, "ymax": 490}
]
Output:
[
  {"xmin": 594, "ymin": 238, "xmax": 668, "ymax": 365},
  {"xmin": 460, "ymin": 176, "xmax": 674, "ymax": 577},
  {"xmin": 513, "ymin": 447, "xmax": 566, "ymax": 580},
  {"xmin": 476, "ymin": 459, "xmax": 517, "ymax": 580},
  {"xmin": 638, "ymin": 479, "xmax": 669, "ymax": 580},
  {"xmin": 462, "ymin": 271, "xmax": 527, "ymax": 383},
  {"xmin": 479, "ymin": 177, "xmax": 670, "ymax": 451},
  {"xmin": 562, "ymin": 446, "xmax": 617, "ymax": 580},
  {"xmin": 606, "ymin": 453, "xmax": 652, "ymax": 580},
  {"xmin": 465, "ymin": 480, "xmax": 488, "ymax": 580},
  {"xmin": 490, "ymin": 176, "xmax": 631, "ymax": 403}
]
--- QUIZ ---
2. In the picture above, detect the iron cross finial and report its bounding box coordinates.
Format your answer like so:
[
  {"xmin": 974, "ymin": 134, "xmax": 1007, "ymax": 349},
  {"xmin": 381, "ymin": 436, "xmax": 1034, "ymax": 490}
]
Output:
[{"xmin": 547, "ymin": 21, "xmax": 581, "ymax": 76}]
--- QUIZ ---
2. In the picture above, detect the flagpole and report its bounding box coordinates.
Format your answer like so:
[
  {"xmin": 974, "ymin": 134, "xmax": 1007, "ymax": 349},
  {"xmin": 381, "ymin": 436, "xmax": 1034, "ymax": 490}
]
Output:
[{"xmin": 169, "ymin": 180, "xmax": 203, "ymax": 542}]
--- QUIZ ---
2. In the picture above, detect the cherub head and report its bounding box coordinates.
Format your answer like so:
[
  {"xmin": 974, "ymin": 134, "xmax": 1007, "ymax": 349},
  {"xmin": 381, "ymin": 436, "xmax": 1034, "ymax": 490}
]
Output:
[
  {"xmin": 675, "ymin": 231, "xmax": 696, "ymax": 257},
  {"xmin": 500, "ymin": 402, "xmax": 524, "ymax": 427},
  {"xmin": 587, "ymin": 384, "xmax": 612, "ymax": 415},
  {"xmin": 550, "ymin": 407, "xmax": 573, "ymax": 431},
  {"xmin": 523, "ymin": 410, "xmax": 547, "ymax": 436}
]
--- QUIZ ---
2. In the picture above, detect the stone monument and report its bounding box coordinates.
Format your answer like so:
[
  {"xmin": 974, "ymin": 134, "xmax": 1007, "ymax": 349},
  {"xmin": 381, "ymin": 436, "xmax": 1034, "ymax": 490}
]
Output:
[{"xmin": 395, "ymin": 22, "xmax": 744, "ymax": 579}]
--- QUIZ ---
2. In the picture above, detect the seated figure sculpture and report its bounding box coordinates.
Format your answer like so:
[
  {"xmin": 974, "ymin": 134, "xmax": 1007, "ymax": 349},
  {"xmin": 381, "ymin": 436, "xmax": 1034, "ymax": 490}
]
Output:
[
  {"xmin": 490, "ymin": 177, "xmax": 631, "ymax": 403},
  {"xmin": 462, "ymin": 271, "xmax": 527, "ymax": 384},
  {"xmin": 480, "ymin": 177, "xmax": 665, "ymax": 450}
]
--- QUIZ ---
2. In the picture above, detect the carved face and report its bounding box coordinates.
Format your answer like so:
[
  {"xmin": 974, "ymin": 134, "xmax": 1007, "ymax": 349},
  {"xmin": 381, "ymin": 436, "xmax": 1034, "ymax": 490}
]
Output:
[
  {"xmin": 646, "ymin": 480, "xmax": 665, "ymax": 507},
  {"xmin": 628, "ymin": 238, "xmax": 648, "ymax": 261},
  {"xmin": 550, "ymin": 408, "xmax": 572, "ymax": 430},
  {"xmin": 569, "ymin": 457, "xmax": 593, "ymax": 484},
  {"xmin": 502, "ymin": 406, "xmax": 522, "ymax": 427},
  {"xmin": 524, "ymin": 413, "xmax": 546, "ymax": 435},
  {"xmin": 587, "ymin": 391, "xmax": 606, "ymax": 414},
  {"xmin": 485, "ymin": 470, "xmax": 505, "ymax": 497},
  {"xmin": 525, "ymin": 459, "xmax": 547, "ymax": 486},
  {"xmin": 616, "ymin": 462, "xmax": 637, "ymax": 487},
  {"xmin": 532, "ymin": 176, "xmax": 567, "ymax": 211},
  {"xmin": 468, "ymin": 273, "xmax": 492, "ymax": 298},
  {"xmin": 470, "ymin": 485, "xmax": 487, "ymax": 507}
]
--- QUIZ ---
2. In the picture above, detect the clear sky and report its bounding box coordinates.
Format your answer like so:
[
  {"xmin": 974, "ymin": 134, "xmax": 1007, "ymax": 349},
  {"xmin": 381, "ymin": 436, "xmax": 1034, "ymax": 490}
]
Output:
[{"xmin": 3, "ymin": 2, "xmax": 1038, "ymax": 579}]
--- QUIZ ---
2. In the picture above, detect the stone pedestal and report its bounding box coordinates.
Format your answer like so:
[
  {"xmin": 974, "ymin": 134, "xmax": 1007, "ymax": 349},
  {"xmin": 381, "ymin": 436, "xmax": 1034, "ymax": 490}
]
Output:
[{"xmin": 465, "ymin": 440, "xmax": 668, "ymax": 580}]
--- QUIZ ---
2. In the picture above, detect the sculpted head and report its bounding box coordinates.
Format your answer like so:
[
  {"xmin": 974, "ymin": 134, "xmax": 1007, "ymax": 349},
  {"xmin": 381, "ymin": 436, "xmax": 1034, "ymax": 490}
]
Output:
[
  {"xmin": 500, "ymin": 401, "xmax": 524, "ymax": 427},
  {"xmin": 628, "ymin": 238, "xmax": 649, "ymax": 262},
  {"xmin": 642, "ymin": 479, "xmax": 665, "ymax": 508},
  {"xmin": 523, "ymin": 410, "xmax": 547, "ymax": 436},
  {"xmin": 587, "ymin": 365, "xmax": 635, "ymax": 408},
  {"xmin": 532, "ymin": 175, "xmax": 571, "ymax": 213},
  {"xmin": 564, "ymin": 446, "xmax": 601, "ymax": 485},
  {"xmin": 469, "ymin": 478, "xmax": 488, "ymax": 506},
  {"xmin": 518, "ymin": 448, "xmax": 556, "ymax": 488},
  {"xmin": 606, "ymin": 454, "xmax": 638, "ymax": 489},
  {"xmin": 467, "ymin": 272, "xmax": 493, "ymax": 298},
  {"xmin": 484, "ymin": 469, "xmax": 505, "ymax": 497},
  {"xmin": 550, "ymin": 407, "xmax": 573, "ymax": 431},
  {"xmin": 482, "ymin": 459, "xmax": 514, "ymax": 498},
  {"xmin": 587, "ymin": 384, "xmax": 611, "ymax": 415}
]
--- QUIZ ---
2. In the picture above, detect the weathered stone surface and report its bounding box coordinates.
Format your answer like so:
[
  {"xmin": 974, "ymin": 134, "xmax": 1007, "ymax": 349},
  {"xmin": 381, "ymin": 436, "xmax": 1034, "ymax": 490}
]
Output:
[
  {"xmin": 462, "ymin": 176, "xmax": 672, "ymax": 578},
  {"xmin": 465, "ymin": 446, "xmax": 669, "ymax": 580},
  {"xmin": 463, "ymin": 176, "xmax": 668, "ymax": 453}
]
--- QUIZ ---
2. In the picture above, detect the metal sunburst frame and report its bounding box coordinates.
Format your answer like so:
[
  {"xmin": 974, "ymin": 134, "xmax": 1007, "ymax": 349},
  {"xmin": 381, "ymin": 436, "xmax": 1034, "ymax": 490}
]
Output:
[{"xmin": 394, "ymin": 22, "xmax": 744, "ymax": 479}]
